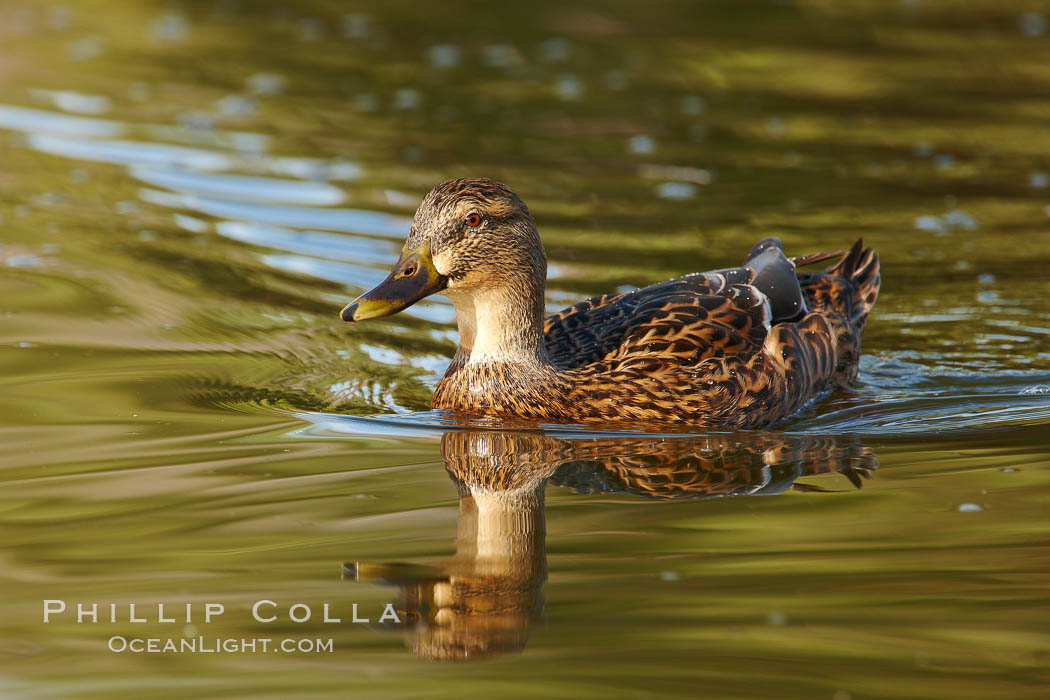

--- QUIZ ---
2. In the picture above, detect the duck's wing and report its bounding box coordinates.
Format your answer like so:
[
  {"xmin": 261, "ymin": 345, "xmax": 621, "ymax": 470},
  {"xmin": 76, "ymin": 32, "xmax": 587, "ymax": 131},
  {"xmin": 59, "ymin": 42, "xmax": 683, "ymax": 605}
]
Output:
[
  {"xmin": 543, "ymin": 238, "xmax": 807, "ymax": 369},
  {"xmin": 543, "ymin": 275, "xmax": 768, "ymax": 369}
]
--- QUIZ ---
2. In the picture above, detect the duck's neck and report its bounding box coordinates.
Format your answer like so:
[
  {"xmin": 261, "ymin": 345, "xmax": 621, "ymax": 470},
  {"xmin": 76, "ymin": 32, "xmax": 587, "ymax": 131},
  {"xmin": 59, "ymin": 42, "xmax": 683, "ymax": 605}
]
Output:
[{"xmin": 449, "ymin": 278, "xmax": 550, "ymax": 369}]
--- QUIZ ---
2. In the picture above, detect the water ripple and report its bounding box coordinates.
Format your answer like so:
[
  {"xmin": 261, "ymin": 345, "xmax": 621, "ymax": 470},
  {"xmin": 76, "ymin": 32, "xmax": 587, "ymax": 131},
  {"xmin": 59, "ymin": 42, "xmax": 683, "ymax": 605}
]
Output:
[
  {"xmin": 0, "ymin": 103, "xmax": 121, "ymax": 137},
  {"xmin": 139, "ymin": 188, "xmax": 411, "ymax": 238},
  {"xmin": 30, "ymin": 133, "xmax": 233, "ymax": 170},
  {"xmin": 216, "ymin": 222, "xmax": 395, "ymax": 263},
  {"xmin": 131, "ymin": 167, "xmax": 346, "ymax": 205}
]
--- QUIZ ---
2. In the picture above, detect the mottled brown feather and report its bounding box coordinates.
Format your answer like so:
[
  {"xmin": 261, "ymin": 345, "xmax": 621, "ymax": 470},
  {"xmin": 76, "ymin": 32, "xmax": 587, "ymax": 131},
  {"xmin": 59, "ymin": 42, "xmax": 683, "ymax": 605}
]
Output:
[{"xmin": 433, "ymin": 238, "xmax": 880, "ymax": 428}]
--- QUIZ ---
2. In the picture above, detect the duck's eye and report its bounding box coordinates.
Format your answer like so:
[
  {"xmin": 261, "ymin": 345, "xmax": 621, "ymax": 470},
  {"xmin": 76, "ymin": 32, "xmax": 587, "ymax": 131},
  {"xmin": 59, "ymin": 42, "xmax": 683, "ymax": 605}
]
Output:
[
  {"xmin": 400, "ymin": 264, "xmax": 417, "ymax": 277},
  {"xmin": 465, "ymin": 213, "xmax": 483, "ymax": 228}
]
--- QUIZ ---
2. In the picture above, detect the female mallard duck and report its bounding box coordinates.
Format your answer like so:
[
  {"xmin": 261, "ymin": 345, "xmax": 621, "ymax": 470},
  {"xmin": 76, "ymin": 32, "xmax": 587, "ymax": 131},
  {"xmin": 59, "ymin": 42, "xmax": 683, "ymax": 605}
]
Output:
[{"xmin": 341, "ymin": 178, "xmax": 880, "ymax": 428}]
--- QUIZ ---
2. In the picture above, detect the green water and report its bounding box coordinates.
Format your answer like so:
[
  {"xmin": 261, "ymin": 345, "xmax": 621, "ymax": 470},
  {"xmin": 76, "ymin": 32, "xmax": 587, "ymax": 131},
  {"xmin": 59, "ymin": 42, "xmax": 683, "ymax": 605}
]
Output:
[{"xmin": 2, "ymin": 1, "xmax": 1049, "ymax": 697}]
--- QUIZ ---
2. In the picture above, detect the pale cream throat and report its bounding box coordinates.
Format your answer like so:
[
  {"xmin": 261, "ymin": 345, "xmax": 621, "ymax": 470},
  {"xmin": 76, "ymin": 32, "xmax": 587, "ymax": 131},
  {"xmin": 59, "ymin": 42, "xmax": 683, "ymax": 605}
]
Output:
[{"xmin": 445, "ymin": 287, "xmax": 545, "ymax": 364}]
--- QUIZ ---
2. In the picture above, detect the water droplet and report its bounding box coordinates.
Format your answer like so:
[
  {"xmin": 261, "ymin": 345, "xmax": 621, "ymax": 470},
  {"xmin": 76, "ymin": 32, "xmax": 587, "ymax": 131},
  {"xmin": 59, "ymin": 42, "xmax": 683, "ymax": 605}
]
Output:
[
  {"xmin": 296, "ymin": 18, "xmax": 323, "ymax": 42},
  {"xmin": 67, "ymin": 36, "xmax": 104, "ymax": 61},
  {"xmin": 247, "ymin": 73, "xmax": 286, "ymax": 95},
  {"xmin": 216, "ymin": 95, "xmax": 256, "ymax": 118},
  {"xmin": 554, "ymin": 74, "xmax": 582, "ymax": 101},
  {"xmin": 681, "ymin": 95, "xmax": 706, "ymax": 116},
  {"xmin": 933, "ymin": 153, "xmax": 955, "ymax": 170},
  {"xmin": 1019, "ymin": 12, "xmax": 1047, "ymax": 37},
  {"xmin": 628, "ymin": 135, "xmax": 655, "ymax": 155},
  {"xmin": 538, "ymin": 37, "xmax": 572, "ymax": 63},
  {"xmin": 766, "ymin": 611, "xmax": 787, "ymax": 625},
  {"xmin": 957, "ymin": 503, "xmax": 982, "ymax": 512},
  {"xmin": 401, "ymin": 146, "xmax": 424, "ymax": 163},
  {"xmin": 427, "ymin": 44, "xmax": 460, "ymax": 69},
  {"xmin": 151, "ymin": 12, "xmax": 189, "ymax": 44},
  {"xmin": 1029, "ymin": 172, "xmax": 1049, "ymax": 189},
  {"xmin": 943, "ymin": 209, "xmax": 978, "ymax": 230},
  {"xmin": 353, "ymin": 93, "xmax": 379, "ymax": 112},
  {"xmin": 914, "ymin": 215, "xmax": 945, "ymax": 233},
  {"xmin": 1020, "ymin": 384, "xmax": 1050, "ymax": 395},
  {"xmin": 659, "ymin": 570, "xmax": 680, "ymax": 582},
  {"xmin": 33, "ymin": 89, "xmax": 111, "ymax": 115},
  {"xmin": 341, "ymin": 13, "xmax": 371, "ymax": 39},
  {"xmin": 655, "ymin": 182, "xmax": 697, "ymax": 200},
  {"xmin": 765, "ymin": 116, "xmax": 785, "ymax": 136},
  {"xmin": 483, "ymin": 44, "xmax": 521, "ymax": 68},
  {"xmin": 392, "ymin": 88, "xmax": 421, "ymax": 111},
  {"xmin": 177, "ymin": 110, "xmax": 215, "ymax": 131},
  {"xmin": 34, "ymin": 192, "xmax": 66, "ymax": 207},
  {"xmin": 976, "ymin": 290, "xmax": 998, "ymax": 304},
  {"xmin": 639, "ymin": 165, "xmax": 711, "ymax": 184}
]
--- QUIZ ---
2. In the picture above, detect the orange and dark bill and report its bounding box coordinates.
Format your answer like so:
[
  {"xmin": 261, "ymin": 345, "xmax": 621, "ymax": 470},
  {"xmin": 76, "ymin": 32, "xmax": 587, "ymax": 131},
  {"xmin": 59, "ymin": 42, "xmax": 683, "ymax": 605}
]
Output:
[{"xmin": 340, "ymin": 243, "xmax": 448, "ymax": 322}]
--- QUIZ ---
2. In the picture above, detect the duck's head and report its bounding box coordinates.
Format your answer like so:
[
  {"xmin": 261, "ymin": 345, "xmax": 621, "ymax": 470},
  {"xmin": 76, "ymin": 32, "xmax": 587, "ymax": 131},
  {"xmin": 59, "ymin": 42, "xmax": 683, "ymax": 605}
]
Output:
[{"xmin": 341, "ymin": 178, "xmax": 546, "ymax": 323}]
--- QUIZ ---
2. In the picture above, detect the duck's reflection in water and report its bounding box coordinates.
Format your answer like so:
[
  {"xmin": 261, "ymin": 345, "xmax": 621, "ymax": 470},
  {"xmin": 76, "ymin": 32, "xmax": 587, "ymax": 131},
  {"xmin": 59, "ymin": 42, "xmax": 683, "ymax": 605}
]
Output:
[{"xmin": 345, "ymin": 431, "xmax": 876, "ymax": 661}]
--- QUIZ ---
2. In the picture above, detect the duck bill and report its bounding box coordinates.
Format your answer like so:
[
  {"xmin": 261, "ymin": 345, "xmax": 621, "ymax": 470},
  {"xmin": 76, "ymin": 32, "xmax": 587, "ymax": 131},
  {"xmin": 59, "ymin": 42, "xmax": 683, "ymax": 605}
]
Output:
[{"xmin": 340, "ymin": 244, "xmax": 448, "ymax": 322}]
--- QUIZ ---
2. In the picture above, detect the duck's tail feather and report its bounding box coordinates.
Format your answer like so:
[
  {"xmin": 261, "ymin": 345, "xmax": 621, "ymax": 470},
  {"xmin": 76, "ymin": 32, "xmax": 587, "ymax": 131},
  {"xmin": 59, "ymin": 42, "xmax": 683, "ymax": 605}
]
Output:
[
  {"xmin": 825, "ymin": 238, "xmax": 881, "ymax": 320},
  {"xmin": 796, "ymin": 238, "xmax": 880, "ymax": 325}
]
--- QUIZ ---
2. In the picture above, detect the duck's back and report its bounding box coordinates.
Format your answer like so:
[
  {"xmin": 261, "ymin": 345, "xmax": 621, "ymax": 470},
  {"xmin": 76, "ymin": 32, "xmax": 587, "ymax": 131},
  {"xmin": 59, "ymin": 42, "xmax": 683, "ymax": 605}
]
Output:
[
  {"xmin": 543, "ymin": 271, "xmax": 771, "ymax": 370},
  {"xmin": 541, "ymin": 238, "xmax": 880, "ymax": 427}
]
